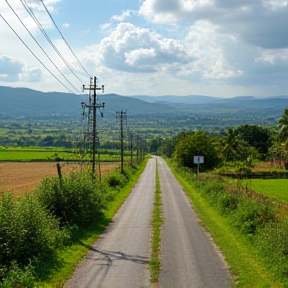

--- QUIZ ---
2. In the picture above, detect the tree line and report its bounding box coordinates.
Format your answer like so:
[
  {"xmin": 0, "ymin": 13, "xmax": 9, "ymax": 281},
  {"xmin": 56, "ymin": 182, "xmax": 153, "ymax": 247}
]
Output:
[{"xmin": 147, "ymin": 108, "xmax": 288, "ymax": 171}]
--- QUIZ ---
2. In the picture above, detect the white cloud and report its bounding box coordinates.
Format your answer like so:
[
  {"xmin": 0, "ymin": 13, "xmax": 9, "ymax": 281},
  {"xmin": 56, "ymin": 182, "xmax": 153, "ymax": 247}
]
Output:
[
  {"xmin": 111, "ymin": 10, "xmax": 132, "ymax": 22},
  {"xmin": 139, "ymin": 0, "xmax": 288, "ymax": 49},
  {"xmin": 97, "ymin": 23, "xmax": 193, "ymax": 73},
  {"xmin": 0, "ymin": 54, "xmax": 23, "ymax": 82},
  {"xmin": 22, "ymin": 67, "xmax": 42, "ymax": 82}
]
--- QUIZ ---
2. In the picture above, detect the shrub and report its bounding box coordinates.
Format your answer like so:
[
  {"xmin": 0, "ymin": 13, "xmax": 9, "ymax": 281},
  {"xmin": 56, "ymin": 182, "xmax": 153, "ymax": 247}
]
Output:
[
  {"xmin": 106, "ymin": 173, "xmax": 127, "ymax": 188},
  {"xmin": 0, "ymin": 262, "xmax": 35, "ymax": 288},
  {"xmin": 35, "ymin": 170, "xmax": 107, "ymax": 226},
  {"xmin": 0, "ymin": 192, "xmax": 62, "ymax": 268}
]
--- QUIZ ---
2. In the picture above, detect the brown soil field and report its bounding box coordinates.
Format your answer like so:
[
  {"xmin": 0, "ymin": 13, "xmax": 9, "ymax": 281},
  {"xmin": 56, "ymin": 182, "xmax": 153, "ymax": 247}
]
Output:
[{"xmin": 0, "ymin": 162, "xmax": 120, "ymax": 196}]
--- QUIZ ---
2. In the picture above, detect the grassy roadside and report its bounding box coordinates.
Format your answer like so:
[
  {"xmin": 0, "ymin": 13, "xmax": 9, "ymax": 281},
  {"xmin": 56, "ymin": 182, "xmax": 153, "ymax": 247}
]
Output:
[
  {"xmin": 40, "ymin": 158, "xmax": 149, "ymax": 287},
  {"xmin": 165, "ymin": 159, "xmax": 282, "ymax": 288},
  {"xmin": 149, "ymin": 159, "xmax": 162, "ymax": 283}
]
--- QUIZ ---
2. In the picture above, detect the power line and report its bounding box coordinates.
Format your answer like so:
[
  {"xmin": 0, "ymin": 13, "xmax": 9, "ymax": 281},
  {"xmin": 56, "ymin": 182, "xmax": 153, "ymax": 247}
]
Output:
[
  {"xmin": 5, "ymin": 0, "xmax": 81, "ymax": 94},
  {"xmin": 40, "ymin": 0, "xmax": 91, "ymax": 78},
  {"xmin": 20, "ymin": 0, "xmax": 84, "ymax": 85},
  {"xmin": 0, "ymin": 12, "xmax": 76, "ymax": 94}
]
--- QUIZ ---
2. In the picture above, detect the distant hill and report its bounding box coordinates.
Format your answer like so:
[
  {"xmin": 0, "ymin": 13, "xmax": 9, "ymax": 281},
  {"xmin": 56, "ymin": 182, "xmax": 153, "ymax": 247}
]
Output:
[
  {"xmin": 131, "ymin": 95, "xmax": 219, "ymax": 104},
  {"xmin": 1, "ymin": 86, "xmax": 288, "ymax": 127},
  {"xmin": 0, "ymin": 86, "xmax": 173, "ymax": 120}
]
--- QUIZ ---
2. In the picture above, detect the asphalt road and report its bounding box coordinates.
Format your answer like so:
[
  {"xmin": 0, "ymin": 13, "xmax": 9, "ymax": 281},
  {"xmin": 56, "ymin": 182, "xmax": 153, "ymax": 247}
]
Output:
[
  {"xmin": 65, "ymin": 157, "xmax": 156, "ymax": 288},
  {"xmin": 65, "ymin": 156, "xmax": 232, "ymax": 288},
  {"xmin": 157, "ymin": 156, "xmax": 231, "ymax": 288}
]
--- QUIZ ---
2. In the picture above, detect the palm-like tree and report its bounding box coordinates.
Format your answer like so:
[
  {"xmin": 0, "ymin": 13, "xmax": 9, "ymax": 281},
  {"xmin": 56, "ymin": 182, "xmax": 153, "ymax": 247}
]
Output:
[{"xmin": 277, "ymin": 108, "xmax": 288, "ymax": 142}]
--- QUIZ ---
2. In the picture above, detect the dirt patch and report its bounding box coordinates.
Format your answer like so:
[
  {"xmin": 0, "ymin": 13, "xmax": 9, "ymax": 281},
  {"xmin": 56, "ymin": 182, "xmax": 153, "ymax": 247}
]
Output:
[{"xmin": 0, "ymin": 162, "xmax": 120, "ymax": 196}]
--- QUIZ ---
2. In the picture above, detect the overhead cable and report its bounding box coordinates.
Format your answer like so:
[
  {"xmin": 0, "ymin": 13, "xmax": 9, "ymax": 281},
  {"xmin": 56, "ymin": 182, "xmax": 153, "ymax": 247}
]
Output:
[
  {"xmin": 5, "ymin": 0, "xmax": 81, "ymax": 94},
  {"xmin": 20, "ymin": 0, "xmax": 84, "ymax": 84},
  {"xmin": 0, "ymin": 13, "xmax": 76, "ymax": 94},
  {"xmin": 40, "ymin": 0, "xmax": 91, "ymax": 78}
]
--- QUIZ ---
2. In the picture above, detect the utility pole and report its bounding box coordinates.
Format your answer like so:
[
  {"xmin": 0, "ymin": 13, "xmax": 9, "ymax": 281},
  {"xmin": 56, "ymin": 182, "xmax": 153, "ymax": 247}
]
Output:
[
  {"xmin": 129, "ymin": 132, "xmax": 133, "ymax": 166},
  {"xmin": 82, "ymin": 76, "xmax": 105, "ymax": 178},
  {"xmin": 136, "ymin": 134, "xmax": 139, "ymax": 164},
  {"xmin": 116, "ymin": 110, "xmax": 127, "ymax": 174}
]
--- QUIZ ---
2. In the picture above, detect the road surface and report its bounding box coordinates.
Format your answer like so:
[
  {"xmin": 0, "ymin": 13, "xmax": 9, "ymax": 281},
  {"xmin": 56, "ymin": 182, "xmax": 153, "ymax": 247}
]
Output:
[
  {"xmin": 65, "ymin": 156, "xmax": 232, "ymax": 288},
  {"xmin": 157, "ymin": 156, "xmax": 231, "ymax": 287},
  {"xmin": 65, "ymin": 157, "xmax": 156, "ymax": 288}
]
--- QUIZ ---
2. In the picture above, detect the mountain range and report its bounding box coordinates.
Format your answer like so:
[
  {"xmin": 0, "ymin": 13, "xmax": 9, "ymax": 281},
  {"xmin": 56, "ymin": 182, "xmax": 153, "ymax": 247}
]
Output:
[{"xmin": 1, "ymin": 86, "xmax": 288, "ymax": 126}]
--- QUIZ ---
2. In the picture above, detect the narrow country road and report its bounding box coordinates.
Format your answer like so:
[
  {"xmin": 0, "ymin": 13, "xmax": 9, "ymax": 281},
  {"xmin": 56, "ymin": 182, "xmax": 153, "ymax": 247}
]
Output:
[
  {"xmin": 65, "ymin": 157, "xmax": 156, "ymax": 288},
  {"xmin": 157, "ymin": 156, "xmax": 231, "ymax": 288},
  {"xmin": 65, "ymin": 156, "xmax": 232, "ymax": 288}
]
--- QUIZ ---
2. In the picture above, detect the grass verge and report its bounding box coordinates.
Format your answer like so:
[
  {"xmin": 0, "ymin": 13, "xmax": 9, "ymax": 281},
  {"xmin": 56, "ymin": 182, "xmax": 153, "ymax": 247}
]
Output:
[
  {"xmin": 39, "ymin": 158, "xmax": 149, "ymax": 287},
  {"xmin": 166, "ymin": 159, "xmax": 282, "ymax": 288},
  {"xmin": 149, "ymin": 159, "xmax": 162, "ymax": 283}
]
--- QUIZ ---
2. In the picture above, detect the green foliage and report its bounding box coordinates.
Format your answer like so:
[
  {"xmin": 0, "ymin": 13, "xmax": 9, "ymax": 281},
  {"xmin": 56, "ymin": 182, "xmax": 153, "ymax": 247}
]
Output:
[
  {"xmin": 0, "ymin": 193, "xmax": 62, "ymax": 277},
  {"xmin": 235, "ymin": 124, "xmax": 272, "ymax": 157},
  {"xmin": 106, "ymin": 173, "xmax": 127, "ymax": 188},
  {"xmin": 0, "ymin": 262, "xmax": 36, "ymax": 288},
  {"xmin": 35, "ymin": 171, "xmax": 107, "ymax": 226},
  {"xmin": 174, "ymin": 131, "xmax": 219, "ymax": 170}
]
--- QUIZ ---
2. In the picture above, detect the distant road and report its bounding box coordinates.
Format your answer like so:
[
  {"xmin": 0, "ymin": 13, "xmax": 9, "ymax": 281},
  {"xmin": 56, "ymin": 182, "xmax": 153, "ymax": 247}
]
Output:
[
  {"xmin": 65, "ymin": 158, "xmax": 156, "ymax": 288},
  {"xmin": 157, "ymin": 156, "xmax": 231, "ymax": 288}
]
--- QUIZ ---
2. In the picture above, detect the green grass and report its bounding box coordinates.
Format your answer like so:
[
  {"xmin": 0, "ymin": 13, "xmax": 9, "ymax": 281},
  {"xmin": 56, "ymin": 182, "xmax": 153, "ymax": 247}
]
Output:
[
  {"xmin": 166, "ymin": 159, "xmax": 281, "ymax": 287},
  {"xmin": 243, "ymin": 179, "xmax": 288, "ymax": 204},
  {"xmin": 39, "ymin": 157, "xmax": 149, "ymax": 287},
  {"xmin": 0, "ymin": 147, "xmax": 133, "ymax": 162},
  {"xmin": 149, "ymin": 159, "xmax": 162, "ymax": 283}
]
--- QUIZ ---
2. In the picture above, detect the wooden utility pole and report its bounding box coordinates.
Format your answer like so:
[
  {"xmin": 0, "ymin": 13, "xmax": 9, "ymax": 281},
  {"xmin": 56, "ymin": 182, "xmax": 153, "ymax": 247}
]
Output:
[
  {"xmin": 130, "ymin": 132, "xmax": 133, "ymax": 166},
  {"xmin": 116, "ymin": 110, "xmax": 127, "ymax": 174}
]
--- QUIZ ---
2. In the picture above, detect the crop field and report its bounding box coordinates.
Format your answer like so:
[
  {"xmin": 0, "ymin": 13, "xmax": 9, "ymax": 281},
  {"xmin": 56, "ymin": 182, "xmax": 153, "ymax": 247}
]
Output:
[
  {"xmin": 243, "ymin": 179, "xmax": 288, "ymax": 204},
  {"xmin": 0, "ymin": 147, "xmax": 133, "ymax": 162},
  {"xmin": 0, "ymin": 162, "xmax": 120, "ymax": 196}
]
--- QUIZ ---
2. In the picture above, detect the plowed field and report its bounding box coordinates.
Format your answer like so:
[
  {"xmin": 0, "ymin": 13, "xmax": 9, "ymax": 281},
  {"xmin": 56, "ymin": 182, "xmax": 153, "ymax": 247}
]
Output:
[{"xmin": 0, "ymin": 162, "xmax": 119, "ymax": 196}]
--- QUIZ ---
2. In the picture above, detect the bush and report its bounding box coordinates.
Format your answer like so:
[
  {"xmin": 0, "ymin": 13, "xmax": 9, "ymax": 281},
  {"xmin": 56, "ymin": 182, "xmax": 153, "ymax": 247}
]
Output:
[
  {"xmin": 35, "ymin": 170, "xmax": 107, "ymax": 226},
  {"xmin": 0, "ymin": 262, "xmax": 35, "ymax": 288},
  {"xmin": 106, "ymin": 173, "xmax": 127, "ymax": 188},
  {"xmin": 0, "ymin": 192, "xmax": 62, "ymax": 269}
]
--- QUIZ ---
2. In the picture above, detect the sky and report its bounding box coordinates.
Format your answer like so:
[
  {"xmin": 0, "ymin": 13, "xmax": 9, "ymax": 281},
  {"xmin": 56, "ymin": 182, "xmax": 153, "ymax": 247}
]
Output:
[{"xmin": 0, "ymin": 0, "xmax": 288, "ymax": 97}]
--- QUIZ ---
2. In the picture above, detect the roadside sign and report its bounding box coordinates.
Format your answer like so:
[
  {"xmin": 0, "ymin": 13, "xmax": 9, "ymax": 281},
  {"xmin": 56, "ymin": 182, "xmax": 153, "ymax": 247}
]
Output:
[{"xmin": 194, "ymin": 156, "xmax": 204, "ymax": 164}]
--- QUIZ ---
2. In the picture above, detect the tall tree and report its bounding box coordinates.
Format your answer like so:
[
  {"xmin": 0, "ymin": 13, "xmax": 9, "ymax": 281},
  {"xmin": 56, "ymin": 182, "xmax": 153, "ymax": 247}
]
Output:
[{"xmin": 174, "ymin": 131, "xmax": 219, "ymax": 170}]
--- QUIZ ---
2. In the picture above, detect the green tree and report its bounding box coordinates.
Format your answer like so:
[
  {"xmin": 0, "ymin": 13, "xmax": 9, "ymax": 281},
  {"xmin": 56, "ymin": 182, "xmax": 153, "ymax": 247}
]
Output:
[
  {"xmin": 220, "ymin": 128, "xmax": 255, "ymax": 164},
  {"xmin": 174, "ymin": 131, "xmax": 219, "ymax": 170},
  {"xmin": 235, "ymin": 124, "xmax": 271, "ymax": 158},
  {"xmin": 277, "ymin": 108, "xmax": 288, "ymax": 142}
]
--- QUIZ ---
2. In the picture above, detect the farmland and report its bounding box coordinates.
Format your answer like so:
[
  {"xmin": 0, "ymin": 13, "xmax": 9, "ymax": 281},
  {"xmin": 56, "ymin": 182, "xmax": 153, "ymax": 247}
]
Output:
[
  {"xmin": 0, "ymin": 161, "xmax": 120, "ymax": 196},
  {"xmin": 243, "ymin": 179, "xmax": 288, "ymax": 204}
]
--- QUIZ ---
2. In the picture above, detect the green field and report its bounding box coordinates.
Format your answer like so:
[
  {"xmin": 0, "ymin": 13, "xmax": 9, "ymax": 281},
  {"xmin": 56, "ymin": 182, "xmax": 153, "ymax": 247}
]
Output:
[
  {"xmin": 0, "ymin": 147, "xmax": 135, "ymax": 162},
  {"xmin": 0, "ymin": 147, "xmax": 75, "ymax": 161},
  {"xmin": 243, "ymin": 179, "xmax": 288, "ymax": 204}
]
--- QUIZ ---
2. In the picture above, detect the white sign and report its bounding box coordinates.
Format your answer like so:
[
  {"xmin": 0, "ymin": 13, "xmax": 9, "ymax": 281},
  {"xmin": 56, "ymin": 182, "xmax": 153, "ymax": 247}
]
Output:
[{"xmin": 194, "ymin": 156, "xmax": 204, "ymax": 164}]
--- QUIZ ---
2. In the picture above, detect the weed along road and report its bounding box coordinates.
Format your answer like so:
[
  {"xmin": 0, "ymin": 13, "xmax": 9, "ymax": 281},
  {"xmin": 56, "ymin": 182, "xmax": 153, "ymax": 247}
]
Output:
[
  {"xmin": 65, "ymin": 158, "xmax": 156, "ymax": 288},
  {"xmin": 157, "ymin": 156, "xmax": 231, "ymax": 288}
]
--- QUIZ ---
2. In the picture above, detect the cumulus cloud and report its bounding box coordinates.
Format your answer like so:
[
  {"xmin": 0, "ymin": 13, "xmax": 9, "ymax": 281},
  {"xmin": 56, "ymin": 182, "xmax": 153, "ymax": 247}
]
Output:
[
  {"xmin": 98, "ymin": 23, "xmax": 193, "ymax": 73},
  {"xmin": 0, "ymin": 54, "xmax": 42, "ymax": 83},
  {"xmin": 139, "ymin": 0, "xmax": 288, "ymax": 49},
  {"xmin": 0, "ymin": 55, "xmax": 23, "ymax": 82},
  {"xmin": 22, "ymin": 67, "xmax": 42, "ymax": 82}
]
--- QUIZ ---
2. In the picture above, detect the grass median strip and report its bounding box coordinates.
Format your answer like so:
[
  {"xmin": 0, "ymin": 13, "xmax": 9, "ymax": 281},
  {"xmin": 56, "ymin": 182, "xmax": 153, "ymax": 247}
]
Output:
[{"xmin": 150, "ymin": 159, "xmax": 162, "ymax": 283}]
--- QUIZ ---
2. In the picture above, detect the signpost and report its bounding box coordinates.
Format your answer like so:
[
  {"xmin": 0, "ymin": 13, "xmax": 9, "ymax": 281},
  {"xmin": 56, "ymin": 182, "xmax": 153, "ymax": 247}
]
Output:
[{"xmin": 194, "ymin": 156, "xmax": 204, "ymax": 180}]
